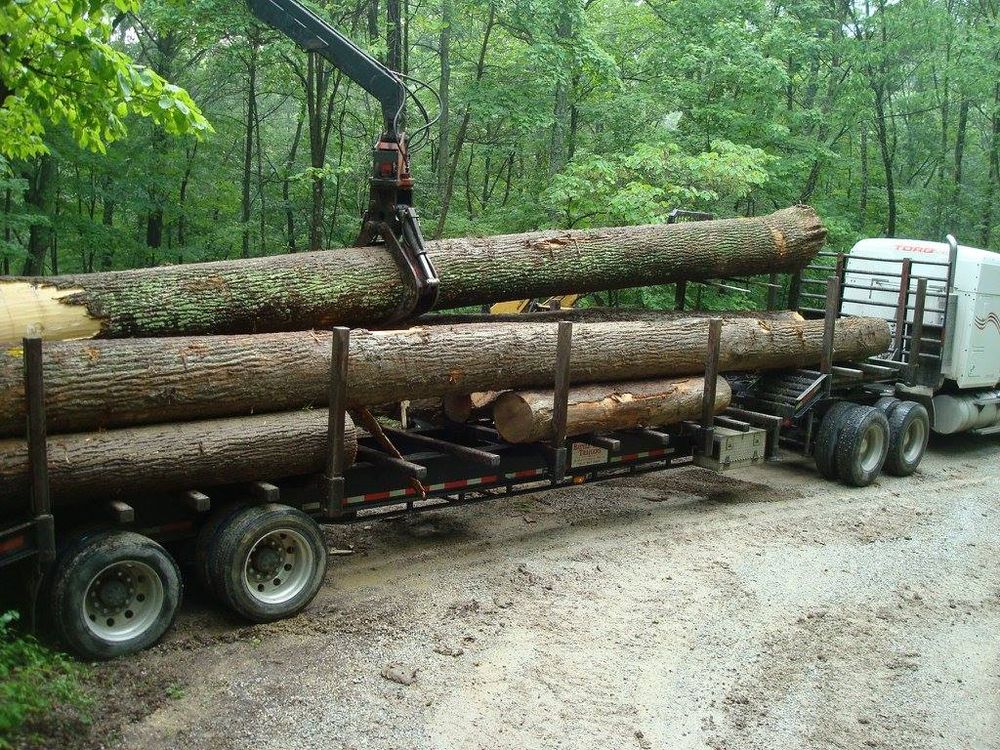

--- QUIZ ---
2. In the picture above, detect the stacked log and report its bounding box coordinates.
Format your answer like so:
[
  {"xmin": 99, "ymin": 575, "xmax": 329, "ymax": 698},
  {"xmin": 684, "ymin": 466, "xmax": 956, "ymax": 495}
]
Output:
[
  {"xmin": 0, "ymin": 316, "xmax": 890, "ymax": 436},
  {"xmin": 0, "ymin": 205, "xmax": 896, "ymax": 510},
  {"xmin": 0, "ymin": 412, "xmax": 358, "ymax": 507},
  {"xmin": 443, "ymin": 391, "xmax": 505, "ymax": 423},
  {"xmin": 493, "ymin": 377, "xmax": 731, "ymax": 444},
  {"xmin": 0, "ymin": 206, "xmax": 826, "ymax": 340}
]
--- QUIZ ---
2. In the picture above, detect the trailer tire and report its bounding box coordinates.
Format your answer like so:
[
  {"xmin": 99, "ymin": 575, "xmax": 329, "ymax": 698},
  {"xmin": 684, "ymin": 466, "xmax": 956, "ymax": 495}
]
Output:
[
  {"xmin": 194, "ymin": 503, "xmax": 246, "ymax": 594},
  {"xmin": 835, "ymin": 406, "xmax": 890, "ymax": 487},
  {"xmin": 874, "ymin": 396, "xmax": 901, "ymax": 417},
  {"xmin": 207, "ymin": 504, "xmax": 326, "ymax": 623},
  {"xmin": 50, "ymin": 531, "xmax": 182, "ymax": 660},
  {"xmin": 814, "ymin": 402, "xmax": 855, "ymax": 480},
  {"xmin": 883, "ymin": 401, "xmax": 929, "ymax": 477}
]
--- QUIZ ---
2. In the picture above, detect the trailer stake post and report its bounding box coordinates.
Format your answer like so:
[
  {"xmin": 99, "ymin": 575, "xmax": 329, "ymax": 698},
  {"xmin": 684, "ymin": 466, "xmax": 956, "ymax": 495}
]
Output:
[
  {"xmin": 787, "ymin": 270, "xmax": 803, "ymax": 312},
  {"xmin": 700, "ymin": 318, "xmax": 723, "ymax": 457},
  {"xmin": 551, "ymin": 321, "xmax": 573, "ymax": 483},
  {"xmin": 908, "ymin": 278, "xmax": 928, "ymax": 379},
  {"xmin": 324, "ymin": 327, "xmax": 350, "ymax": 518},
  {"xmin": 893, "ymin": 258, "xmax": 912, "ymax": 361},
  {"xmin": 23, "ymin": 337, "xmax": 55, "ymax": 565},
  {"xmin": 766, "ymin": 273, "xmax": 779, "ymax": 311},
  {"xmin": 820, "ymin": 276, "xmax": 839, "ymax": 380}
]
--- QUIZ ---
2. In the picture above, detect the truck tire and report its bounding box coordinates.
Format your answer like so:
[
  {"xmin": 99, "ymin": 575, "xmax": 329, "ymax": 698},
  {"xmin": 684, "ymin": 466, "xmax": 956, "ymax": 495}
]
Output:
[
  {"xmin": 814, "ymin": 402, "xmax": 855, "ymax": 480},
  {"xmin": 883, "ymin": 401, "xmax": 930, "ymax": 477},
  {"xmin": 206, "ymin": 504, "xmax": 326, "ymax": 623},
  {"xmin": 835, "ymin": 405, "xmax": 890, "ymax": 487},
  {"xmin": 874, "ymin": 396, "xmax": 901, "ymax": 417},
  {"xmin": 49, "ymin": 530, "xmax": 182, "ymax": 660},
  {"xmin": 194, "ymin": 503, "xmax": 245, "ymax": 594}
]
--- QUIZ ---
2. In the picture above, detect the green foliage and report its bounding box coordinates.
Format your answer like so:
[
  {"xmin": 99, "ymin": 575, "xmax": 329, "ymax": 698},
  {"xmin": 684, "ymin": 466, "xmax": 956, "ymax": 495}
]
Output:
[
  {"xmin": 542, "ymin": 140, "xmax": 772, "ymax": 228},
  {"xmin": 0, "ymin": 611, "xmax": 90, "ymax": 748},
  {"xmin": 0, "ymin": 0, "xmax": 998, "ymax": 285},
  {"xmin": 0, "ymin": 0, "xmax": 211, "ymax": 160}
]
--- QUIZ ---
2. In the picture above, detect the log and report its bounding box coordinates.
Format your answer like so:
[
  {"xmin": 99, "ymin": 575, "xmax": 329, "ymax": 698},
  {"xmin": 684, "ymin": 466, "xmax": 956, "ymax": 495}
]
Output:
[
  {"xmin": 443, "ymin": 391, "xmax": 505, "ymax": 423},
  {"xmin": 493, "ymin": 377, "xmax": 731, "ymax": 443},
  {"xmin": 421, "ymin": 308, "xmax": 806, "ymax": 325},
  {"xmin": 0, "ymin": 411, "xmax": 358, "ymax": 507},
  {"xmin": 0, "ymin": 315, "xmax": 890, "ymax": 437},
  {"xmin": 0, "ymin": 206, "xmax": 826, "ymax": 340}
]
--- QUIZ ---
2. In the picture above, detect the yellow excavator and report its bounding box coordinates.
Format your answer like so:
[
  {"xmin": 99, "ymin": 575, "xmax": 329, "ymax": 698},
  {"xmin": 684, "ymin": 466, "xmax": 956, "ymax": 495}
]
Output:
[{"xmin": 489, "ymin": 294, "xmax": 582, "ymax": 314}]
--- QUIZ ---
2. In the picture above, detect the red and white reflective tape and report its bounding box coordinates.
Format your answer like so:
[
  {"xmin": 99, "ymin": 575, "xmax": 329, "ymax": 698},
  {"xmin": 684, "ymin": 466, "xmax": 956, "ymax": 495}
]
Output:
[
  {"xmin": 346, "ymin": 467, "xmax": 547, "ymax": 504},
  {"xmin": 344, "ymin": 448, "xmax": 667, "ymax": 506},
  {"xmin": 608, "ymin": 448, "xmax": 668, "ymax": 464}
]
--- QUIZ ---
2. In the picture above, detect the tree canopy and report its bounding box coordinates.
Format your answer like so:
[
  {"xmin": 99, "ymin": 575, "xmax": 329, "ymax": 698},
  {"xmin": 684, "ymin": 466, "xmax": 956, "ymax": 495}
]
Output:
[
  {"xmin": 0, "ymin": 0, "xmax": 998, "ymax": 303},
  {"xmin": 0, "ymin": 0, "xmax": 210, "ymax": 161}
]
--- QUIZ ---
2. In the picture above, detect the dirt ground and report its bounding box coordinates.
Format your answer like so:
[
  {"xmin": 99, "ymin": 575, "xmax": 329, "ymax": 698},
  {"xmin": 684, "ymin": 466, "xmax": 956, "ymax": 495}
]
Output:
[{"xmin": 49, "ymin": 434, "xmax": 1000, "ymax": 750}]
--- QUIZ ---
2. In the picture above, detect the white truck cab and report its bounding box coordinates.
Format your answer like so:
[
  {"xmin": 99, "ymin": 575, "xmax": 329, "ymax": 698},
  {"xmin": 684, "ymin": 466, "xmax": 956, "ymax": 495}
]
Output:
[{"xmin": 839, "ymin": 237, "xmax": 1000, "ymax": 434}]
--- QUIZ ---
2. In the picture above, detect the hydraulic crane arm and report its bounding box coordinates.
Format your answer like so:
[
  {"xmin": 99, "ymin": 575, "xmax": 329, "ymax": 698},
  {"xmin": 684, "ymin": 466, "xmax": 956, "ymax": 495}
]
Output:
[
  {"xmin": 246, "ymin": 0, "xmax": 405, "ymax": 140},
  {"xmin": 245, "ymin": 0, "xmax": 440, "ymax": 320}
]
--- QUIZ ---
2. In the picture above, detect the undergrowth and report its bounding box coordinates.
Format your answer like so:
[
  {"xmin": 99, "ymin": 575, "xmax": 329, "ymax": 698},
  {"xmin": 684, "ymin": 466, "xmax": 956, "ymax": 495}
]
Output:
[{"xmin": 0, "ymin": 611, "xmax": 90, "ymax": 749}]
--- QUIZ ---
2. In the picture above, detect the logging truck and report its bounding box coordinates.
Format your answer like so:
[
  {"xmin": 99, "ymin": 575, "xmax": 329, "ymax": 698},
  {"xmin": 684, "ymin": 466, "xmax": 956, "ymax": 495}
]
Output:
[
  {"xmin": 0, "ymin": 0, "xmax": 991, "ymax": 662},
  {"xmin": 5, "ymin": 228, "xmax": 995, "ymax": 660},
  {"xmin": 0, "ymin": 248, "xmax": 963, "ymax": 660}
]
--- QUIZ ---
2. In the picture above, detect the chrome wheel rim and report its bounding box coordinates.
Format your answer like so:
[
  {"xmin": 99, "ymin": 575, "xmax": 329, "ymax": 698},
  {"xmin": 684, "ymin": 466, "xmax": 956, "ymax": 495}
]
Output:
[
  {"xmin": 859, "ymin": 423, "xmax": 886, "ymax": 472},
  {"xmin": 902, "ymin": 418, "xmax": 926, "ymax": 463},
  {"xmin": 243, "ymin": 529, "xmax": 314, "ymax": 605},
  {"xmin": 83, "ymin": 561, "xmax": 164, "ymax": 642}
]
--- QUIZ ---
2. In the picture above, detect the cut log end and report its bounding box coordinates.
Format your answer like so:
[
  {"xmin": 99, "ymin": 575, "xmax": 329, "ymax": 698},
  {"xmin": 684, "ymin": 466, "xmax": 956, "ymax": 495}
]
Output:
[{"xmin": 0, "ymin": 281, "xmax": 102, "ymax": 343}]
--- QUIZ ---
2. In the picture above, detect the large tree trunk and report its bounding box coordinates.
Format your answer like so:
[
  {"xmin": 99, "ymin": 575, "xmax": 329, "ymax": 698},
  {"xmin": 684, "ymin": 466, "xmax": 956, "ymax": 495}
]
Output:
[
  {"xmin": 21, "ymin": 155, "xmax": 57, "ymax": 276},
  {"xmin": 0, "ymin": 206, "xmax": 827, "ymax": 341},
  {"xmin": 493, "ymin": 377, "xmax": 730, "ymax": 444},
  {"xmin": 0, "ymin": 411, "xmax": 357, "ymax": 508},
  {"xmin": 0, "ymin": 315, "xmax": 890, "ymax": 438}
]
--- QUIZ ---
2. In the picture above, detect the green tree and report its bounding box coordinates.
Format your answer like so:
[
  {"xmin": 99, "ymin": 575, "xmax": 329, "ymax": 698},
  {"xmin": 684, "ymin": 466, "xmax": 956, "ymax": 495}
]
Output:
[{"xmin": 0, "ymin": 0, "xmax": 210, "ymax": 162}]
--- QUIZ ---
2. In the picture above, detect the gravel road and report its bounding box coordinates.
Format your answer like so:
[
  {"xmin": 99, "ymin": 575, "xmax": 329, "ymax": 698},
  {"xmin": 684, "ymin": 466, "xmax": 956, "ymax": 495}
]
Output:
[{"xmin": 68, "ymin": 434, "xmax": 1000, "ymax": 750}]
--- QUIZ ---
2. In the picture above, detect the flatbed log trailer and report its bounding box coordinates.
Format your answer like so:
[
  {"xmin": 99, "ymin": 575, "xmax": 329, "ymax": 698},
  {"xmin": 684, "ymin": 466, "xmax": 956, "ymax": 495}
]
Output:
[
  {"xmin": 0, "ymin": 0, "xmax": 957, "ymax": 659},
  {"xmin": 0, "ymin": 261, "xmax": 941, "ymax": 659}
]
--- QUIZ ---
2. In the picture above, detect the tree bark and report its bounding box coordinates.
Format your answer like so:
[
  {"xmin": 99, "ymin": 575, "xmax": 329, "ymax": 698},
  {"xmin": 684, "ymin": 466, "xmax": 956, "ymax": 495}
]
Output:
[
  {"xmin": 549, "ymin": 3, "xmax": 575, "ymax": 176},
  {"xmin": 387, "ymin": 0, "xmax": 403, "ymax": 74},
  {"xmin": 241, "ymin": 35, "xmax": 260, "ymax": 259},
  {"xmin": 21, "ymin": 155, "xmax": 56, "ymax": 276},
  {"xmin": 284, "ymin": 105, "xmax": 306, "ymax": 253},
  {"xmin": 422, "ymin": 308, "xmax": 804, "ymax": 326},
  {"xmin": 0, "ymin": 314, "xmax": 889, "ymax": 438},
  {"xmin": 434, "ymin": 3, "xmax": 495, "ymax": 239},
  {"xmin": 949, "ymin": 97, "xmax": 969, "ymax": 233},
  {"xmin": 493, "ymin": 376, "xmax": 730, "ymax": 443},
  {"xmin": 0, "ymin": 206, "xmax": 827, "ymax": 341},
  {"xmin": 0, "ymin": 412, "xmax": 357, "ymax": 509},
  {"xmin": 872, "ymin": 85, "xmax": 896, "ymax": 237}
]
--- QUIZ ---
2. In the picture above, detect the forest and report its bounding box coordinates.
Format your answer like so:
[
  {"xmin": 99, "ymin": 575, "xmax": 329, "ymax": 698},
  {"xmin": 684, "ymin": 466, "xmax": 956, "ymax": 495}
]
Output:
[{"xmin": 1, "ymin": 0, "xmax": 998, "ymax": 307}]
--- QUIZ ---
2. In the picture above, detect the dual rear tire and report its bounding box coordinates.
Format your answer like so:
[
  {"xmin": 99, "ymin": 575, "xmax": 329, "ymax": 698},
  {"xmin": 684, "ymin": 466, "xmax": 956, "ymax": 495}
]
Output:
[
  {"xmin": 49, "ymin": 531, "xmax": 182, "ymax": 660},
  {"xmin": 196, "ymin": 504, "xmax": 327, "ymax": 623},
  {"xmin": 48, "ymin": 504, "xmax": 327, "ymax": 660},
  {"xmin": 814, "ymin": 398, "xmax": 929, "ymax": 486}
]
